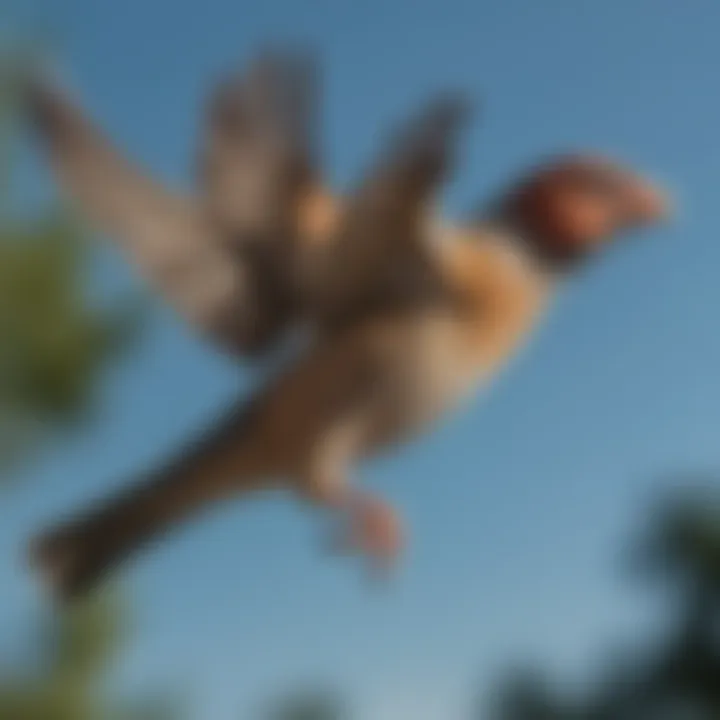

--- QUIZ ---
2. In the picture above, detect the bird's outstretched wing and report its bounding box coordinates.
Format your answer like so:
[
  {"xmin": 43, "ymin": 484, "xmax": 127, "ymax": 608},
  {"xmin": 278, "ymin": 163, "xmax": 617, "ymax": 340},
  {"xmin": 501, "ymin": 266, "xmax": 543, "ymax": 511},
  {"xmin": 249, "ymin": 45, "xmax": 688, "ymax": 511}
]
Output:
[
  {"xmin": 302, "ymin": 93, "xmax": 473, "ymax": 328},
  {"xmin": 24, "ymin": 76, "xmax": 274, "ymax": 355},
  {"xmin": 25, "ymin": 59, "xmax": 471, "ymax": 355},
  {"xmin": 197, "ymin": 49, "xmax": 321, "ymax": 241},
  {"xmin": 351, "ymin": 92, "xmax": 471, "ymax": 224}
]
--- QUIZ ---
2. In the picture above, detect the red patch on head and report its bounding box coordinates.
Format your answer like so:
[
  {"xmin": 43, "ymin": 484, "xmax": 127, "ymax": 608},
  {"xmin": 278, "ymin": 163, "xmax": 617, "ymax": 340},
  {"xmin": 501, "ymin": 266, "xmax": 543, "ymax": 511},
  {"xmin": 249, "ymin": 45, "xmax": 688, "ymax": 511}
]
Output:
[{"xmin": 503, "ymin": 154, "xmax": 669, "ymax": 263}]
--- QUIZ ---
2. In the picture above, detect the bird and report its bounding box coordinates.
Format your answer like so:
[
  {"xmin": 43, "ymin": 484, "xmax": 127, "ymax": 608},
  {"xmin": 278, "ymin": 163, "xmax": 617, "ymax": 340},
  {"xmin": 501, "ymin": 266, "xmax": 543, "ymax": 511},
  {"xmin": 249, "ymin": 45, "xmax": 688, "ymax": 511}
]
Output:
[
  {"xmin": 22, "ymin": 51, "xmax": 671, "ymax": 603},
  {"xmin": 27, "ymin": 139, "xmax": 671, "ymax": 603}
]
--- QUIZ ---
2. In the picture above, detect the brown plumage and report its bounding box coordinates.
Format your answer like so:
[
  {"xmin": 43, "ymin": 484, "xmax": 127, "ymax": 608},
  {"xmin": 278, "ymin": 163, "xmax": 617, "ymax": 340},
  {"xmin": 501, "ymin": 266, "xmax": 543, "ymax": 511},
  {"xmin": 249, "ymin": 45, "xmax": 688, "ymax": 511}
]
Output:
[{"xmin": 24, "ymin": 54, "xmax": 671, "ymax": 603}]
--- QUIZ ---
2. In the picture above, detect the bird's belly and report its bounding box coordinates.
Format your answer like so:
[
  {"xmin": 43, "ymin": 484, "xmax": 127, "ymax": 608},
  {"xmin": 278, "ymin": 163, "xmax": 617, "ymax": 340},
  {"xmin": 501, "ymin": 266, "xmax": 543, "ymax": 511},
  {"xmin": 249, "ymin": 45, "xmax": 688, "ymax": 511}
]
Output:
[{"xmin": 365, "ymin": 316, "xmax": 482, "ymax": 450}]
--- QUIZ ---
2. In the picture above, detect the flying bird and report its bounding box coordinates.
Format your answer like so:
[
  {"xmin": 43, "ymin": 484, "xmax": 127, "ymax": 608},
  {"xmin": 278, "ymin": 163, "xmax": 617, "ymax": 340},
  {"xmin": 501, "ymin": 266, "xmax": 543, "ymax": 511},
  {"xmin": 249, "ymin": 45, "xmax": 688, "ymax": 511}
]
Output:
[{"xmin": 23, "ymin": 54, "xmax": 671, "ymax": 603}]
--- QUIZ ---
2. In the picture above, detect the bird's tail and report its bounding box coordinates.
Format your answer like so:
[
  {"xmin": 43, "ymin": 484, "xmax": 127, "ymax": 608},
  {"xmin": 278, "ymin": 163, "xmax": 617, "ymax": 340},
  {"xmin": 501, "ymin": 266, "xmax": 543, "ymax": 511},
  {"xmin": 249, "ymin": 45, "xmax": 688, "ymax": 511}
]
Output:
[{"xmin": 29, "ymin": 399, "xmax": 277, "ymax": 604}]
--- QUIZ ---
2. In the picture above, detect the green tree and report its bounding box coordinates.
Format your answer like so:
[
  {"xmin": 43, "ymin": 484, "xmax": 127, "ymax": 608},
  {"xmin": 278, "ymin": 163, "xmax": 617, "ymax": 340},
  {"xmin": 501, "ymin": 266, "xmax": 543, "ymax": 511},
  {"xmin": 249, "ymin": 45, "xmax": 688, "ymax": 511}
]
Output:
[
  {"xmin": 0, "ymin": 42, "xmax": 169, "ymax": 720},
  {"xmin": 264, "ymin": 691, "xmax": 347, "ymax": 720},
  {"xmin": 487, "ymin": 669, "xmax": 573, "ymax": 720},
  {"xmin": 630, "ymin": 486, "xmax": 720, "ymax": 717},
  {"xmin": 0, "ymin": 591, "xmax": 180, "ymax": 720},
  {"xmin": 484, "ymin": 486, "xmax": 720, "ymax": 720}
]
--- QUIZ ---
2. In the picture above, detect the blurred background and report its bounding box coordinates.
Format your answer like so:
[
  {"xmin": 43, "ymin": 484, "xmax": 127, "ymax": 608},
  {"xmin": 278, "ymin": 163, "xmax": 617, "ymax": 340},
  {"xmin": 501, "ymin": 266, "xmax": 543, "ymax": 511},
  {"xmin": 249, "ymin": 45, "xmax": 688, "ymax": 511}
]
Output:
[{"xmin": 0, "ymin": 0, "xmax": 719, "ymax": 717}]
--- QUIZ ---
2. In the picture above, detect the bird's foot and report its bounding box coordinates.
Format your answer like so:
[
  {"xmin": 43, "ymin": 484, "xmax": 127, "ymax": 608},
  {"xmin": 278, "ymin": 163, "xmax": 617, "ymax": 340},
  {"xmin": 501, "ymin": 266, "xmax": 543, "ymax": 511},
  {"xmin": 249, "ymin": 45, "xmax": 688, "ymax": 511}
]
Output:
[{"xmin": 328, "ymin": 491, "xmax": 404, "ymax": 577}]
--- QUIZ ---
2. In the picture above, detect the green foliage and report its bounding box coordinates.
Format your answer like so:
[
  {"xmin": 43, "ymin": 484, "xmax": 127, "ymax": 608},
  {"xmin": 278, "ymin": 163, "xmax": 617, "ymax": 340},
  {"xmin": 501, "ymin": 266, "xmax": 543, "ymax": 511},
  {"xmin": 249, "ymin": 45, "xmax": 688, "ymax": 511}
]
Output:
[
  {"xmin": 488, "ymin": 670, "xmax": 573, "ymax": 720},
  {"xmin": 264, "ymin": 691, "xmax": 347, "ymax": 720},
  {"xmin": 638, "ymin": 486, "xmax": 720, "ymax": 596},
  {"xmin": 485, "ymin": 487, "xmax": 720, "ymax": 720},
  {"xmin": 0, "ymin": 591, "xmax": 180, "ymax": 720},
  {"xmin": 0, "ymin": 213, "xmax": 142, "ymax": 450}
]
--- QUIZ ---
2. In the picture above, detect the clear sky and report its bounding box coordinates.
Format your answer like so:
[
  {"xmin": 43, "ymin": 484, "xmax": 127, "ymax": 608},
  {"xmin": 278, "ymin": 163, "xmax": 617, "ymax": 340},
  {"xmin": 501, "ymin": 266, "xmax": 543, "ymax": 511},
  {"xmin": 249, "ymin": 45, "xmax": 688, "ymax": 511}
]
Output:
[{"xmin": 2, "ymin": 1, "xmax": 720, "ymax": 718}]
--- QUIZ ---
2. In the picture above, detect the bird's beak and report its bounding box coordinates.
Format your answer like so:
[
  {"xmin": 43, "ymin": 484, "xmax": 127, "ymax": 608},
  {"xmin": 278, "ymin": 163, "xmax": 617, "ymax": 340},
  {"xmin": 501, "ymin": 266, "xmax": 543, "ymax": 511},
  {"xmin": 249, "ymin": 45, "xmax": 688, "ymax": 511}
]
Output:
[{"xmin": 628, "ymin": 180, "xmax": 673, "ymax": 225}]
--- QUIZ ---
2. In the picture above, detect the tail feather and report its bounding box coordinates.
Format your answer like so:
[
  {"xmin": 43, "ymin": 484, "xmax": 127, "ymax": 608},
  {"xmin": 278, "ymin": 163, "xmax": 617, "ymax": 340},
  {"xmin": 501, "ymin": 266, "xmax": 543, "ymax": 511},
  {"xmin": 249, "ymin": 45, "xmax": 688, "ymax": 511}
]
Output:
[
  {"xmin": 29, "ymin": 472, "xmax": 194, "ymax": 602},
  {"xmin": 29, "ymin": 518, "xmax": 123, "ymax": 602},
  {"xmin": 28, "ymin": 398, "xmax": 274, "ymax": 604}
]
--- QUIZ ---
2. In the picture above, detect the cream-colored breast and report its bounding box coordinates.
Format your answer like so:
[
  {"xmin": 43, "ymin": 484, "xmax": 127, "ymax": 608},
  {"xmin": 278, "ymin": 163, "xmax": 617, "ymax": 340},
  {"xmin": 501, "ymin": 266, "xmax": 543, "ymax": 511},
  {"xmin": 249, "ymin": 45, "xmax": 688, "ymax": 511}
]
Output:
[
  {"xmin": 357, "ymin": 225, "xmax": 556, "ymax": 451},
  {"xmin": 439, "ymin": 226, "xmax": 555, "ymax": 383}
]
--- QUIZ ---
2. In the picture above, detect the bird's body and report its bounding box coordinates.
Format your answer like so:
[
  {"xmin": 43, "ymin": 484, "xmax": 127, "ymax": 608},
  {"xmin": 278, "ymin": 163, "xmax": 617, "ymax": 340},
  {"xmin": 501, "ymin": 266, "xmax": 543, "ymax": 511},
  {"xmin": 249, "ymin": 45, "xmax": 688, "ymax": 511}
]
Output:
[
  {"xmin": 250, "ymin": 225, "xmax": 553, "ymax": 468},
  {"xmin": 23, "ymin": 52, "xmax": 670, "ymax": 602}
]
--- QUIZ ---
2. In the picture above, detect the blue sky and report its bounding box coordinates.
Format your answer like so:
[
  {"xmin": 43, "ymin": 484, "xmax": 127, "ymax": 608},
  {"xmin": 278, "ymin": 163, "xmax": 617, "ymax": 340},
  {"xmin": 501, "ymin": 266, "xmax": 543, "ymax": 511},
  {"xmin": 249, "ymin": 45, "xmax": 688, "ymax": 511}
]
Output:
[{"xmin": 2, "ymin": 0, "xmax": 720, "ymax": 717}]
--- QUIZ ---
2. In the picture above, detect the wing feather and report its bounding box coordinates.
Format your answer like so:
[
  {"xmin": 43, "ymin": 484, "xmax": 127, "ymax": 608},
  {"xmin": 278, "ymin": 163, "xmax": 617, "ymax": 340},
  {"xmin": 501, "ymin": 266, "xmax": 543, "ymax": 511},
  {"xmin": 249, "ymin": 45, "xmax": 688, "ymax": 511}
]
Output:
[{"xmin": 25, "ymin": 77, "xmax": 255, "ymax": 354}]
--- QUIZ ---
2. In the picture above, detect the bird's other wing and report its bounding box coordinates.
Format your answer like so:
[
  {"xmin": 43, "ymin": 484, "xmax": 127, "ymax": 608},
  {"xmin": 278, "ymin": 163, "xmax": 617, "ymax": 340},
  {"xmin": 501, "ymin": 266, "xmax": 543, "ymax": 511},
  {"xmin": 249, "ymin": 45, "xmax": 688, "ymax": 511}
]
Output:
[
  {"xmin": 350, "ymin": 91, "xmax": 472, "ymax": 228},
  {"xmin": 198, "ymin": 49, "xmax": 322, "ymax": 241},
  {"xmin": 303, "ymin": 92, "xmax": 473, "ymax": 327},
  {"xmin": 24, "ymin": 76, "xmax": 261, "ymax": 356}
]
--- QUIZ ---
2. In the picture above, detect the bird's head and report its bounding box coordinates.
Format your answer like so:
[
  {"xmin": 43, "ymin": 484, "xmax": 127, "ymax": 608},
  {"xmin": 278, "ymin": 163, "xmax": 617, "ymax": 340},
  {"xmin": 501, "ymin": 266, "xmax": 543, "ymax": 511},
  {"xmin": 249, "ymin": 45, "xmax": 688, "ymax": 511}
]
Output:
[{"xmin": 495, "ymin": 153, "xmax": 671, "ymax": 268}]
